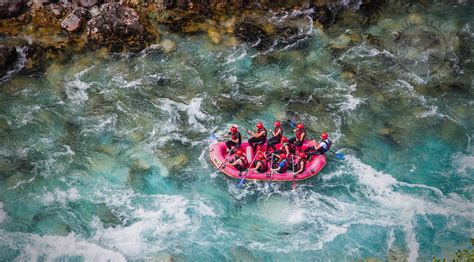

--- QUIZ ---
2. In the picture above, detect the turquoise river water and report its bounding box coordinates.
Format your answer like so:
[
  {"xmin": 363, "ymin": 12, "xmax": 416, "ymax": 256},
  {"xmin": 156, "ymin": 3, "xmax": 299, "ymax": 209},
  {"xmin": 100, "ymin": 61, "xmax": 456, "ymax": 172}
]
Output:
[{"xmin": 0, "ymin": 1, "xmax": 473, "ymax": 261}]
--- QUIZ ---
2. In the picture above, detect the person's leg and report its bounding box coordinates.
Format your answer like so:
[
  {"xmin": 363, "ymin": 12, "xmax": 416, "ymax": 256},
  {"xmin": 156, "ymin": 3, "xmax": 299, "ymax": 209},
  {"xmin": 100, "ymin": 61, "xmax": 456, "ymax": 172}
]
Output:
[
  {"xmin": 266, "ymin": 137, "xmax": 277, "ymax": 153},
  {"xmin": 248, "ymin": 137, "xmax": 256, "ymax": 150}
]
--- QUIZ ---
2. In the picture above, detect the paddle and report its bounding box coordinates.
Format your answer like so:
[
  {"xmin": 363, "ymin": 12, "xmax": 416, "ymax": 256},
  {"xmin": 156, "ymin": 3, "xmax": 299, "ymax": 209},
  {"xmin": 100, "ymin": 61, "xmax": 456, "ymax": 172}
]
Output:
[
  {"xmin": 329, "ymin": 149, "xmax": 345, "ymax": 160},
  {"xmin": 237, "ymin": 149, "xmax": 260, "ymax": 188},
  {"xmin": 208, "ymin": 133, "xmax": 219, "ymax": 143},
  {"xmin": 291, "ymin": 155, "xmax": 297, "ymax": 189}
]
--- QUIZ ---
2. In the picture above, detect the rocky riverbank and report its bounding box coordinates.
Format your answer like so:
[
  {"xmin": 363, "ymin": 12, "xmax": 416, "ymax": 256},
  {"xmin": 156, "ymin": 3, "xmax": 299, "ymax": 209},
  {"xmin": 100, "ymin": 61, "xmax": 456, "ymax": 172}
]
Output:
[{"xmin": 0, "ymin": 0, "xmax": 387, "ymax": 78}]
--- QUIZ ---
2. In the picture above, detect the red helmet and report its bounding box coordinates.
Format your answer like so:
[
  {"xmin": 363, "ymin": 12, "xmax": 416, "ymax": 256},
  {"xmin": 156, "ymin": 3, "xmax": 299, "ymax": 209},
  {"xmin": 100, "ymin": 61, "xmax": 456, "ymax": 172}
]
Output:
[
  {"xmin": 236, "ymin": 150, "xmax": 244, "ymax": 156},
  {"xmin": 256, "ymin": 122, "xmax": 263, "ymax": 129},
  {"xmin": 321, "ymin": 132, "xmax": 328, "ymax": 139},
  {"xmin": 281, "ymin": 136, "xmax": 288, "ymax": 143},
  {"xmin": 230, "ymin": 126, "xmax": 237, "ymax": 133},
  {"xmin": 279, "ymin": 153, "xmax": 287, "ymax": 159},
  {"xmin": 297, "ymin": 123, "xmax": 304, "ymax": 130},
  {"xmin": 274, "ymin": 121, "xmax": 281, "ymax": 127},
  {"xmin": 299, "ymin": 152, "xmax": 307, "ymax": 159}
]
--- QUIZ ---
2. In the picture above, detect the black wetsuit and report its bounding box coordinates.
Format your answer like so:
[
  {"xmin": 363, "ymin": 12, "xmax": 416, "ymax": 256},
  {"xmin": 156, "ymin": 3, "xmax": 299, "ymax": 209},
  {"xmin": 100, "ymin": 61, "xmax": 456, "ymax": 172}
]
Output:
[
  {"xmin": 289, "ymin": 129, "xmax": 306, "ymax": 147},
  {"xmin": 293, "ymin": 159, "xmax": 306, "ymax": 174},
  {"xmin": 233, "ymin": 155, "xmax": 248, "ymax": 171},
  {"xmin": 266, "ymin": 127, "xmax": 282, "ymax": 153},
  {"xmin": 248, "ymin": 127, "xmax": 267, "ymax": 151},
  {"xmin": 254, "ymin": 160, "xmax": 268, "ymax": 173},
  {"xmin": 305, "ymin": 138, "xmax": 332, "ymax": 156},
  {"xmin": 225, "ymin": 131, "xmax": 242, "ymax": 150}
]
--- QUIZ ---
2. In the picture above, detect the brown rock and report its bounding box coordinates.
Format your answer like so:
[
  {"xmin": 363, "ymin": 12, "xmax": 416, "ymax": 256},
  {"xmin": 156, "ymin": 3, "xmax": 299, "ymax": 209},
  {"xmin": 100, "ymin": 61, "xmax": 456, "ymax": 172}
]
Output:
[
  {"xmin": 61, "ymin": 13, "xmax": 83, "ymax": 32},
  {"xmin": 86, "ymin": 3, "xmax": 145, "ymax": 50},
  {"xmin": 77, "ymin": 0, "xmax": 99, "ymax": 8},
  {"xmin": 0, "ymin": 0, "xmax": 25, "ymax": 18}
]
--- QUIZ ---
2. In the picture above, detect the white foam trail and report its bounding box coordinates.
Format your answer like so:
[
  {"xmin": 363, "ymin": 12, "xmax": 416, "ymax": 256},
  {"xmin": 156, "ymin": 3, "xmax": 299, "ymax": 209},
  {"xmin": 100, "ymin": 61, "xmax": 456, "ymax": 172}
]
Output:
[
  {"xmin": 0, "ymin": 202, "xmax": 6, "ymax": 223},
  {"xmin": 453, "ymin": 154, "xmax": 474, "ymax": 176},
  {"xmin": 345, "ymin": 155, "xmax": 474, "ymax": 260},
  {"xmin": 152, "ymin": 97, "xmax": 211, "ymax": 133},
  {"xmin": 39, "ymin": 187, "xmax": 81, "ymax": 205},
  {"xmin": 0, "ymin": 230, "xmax": 125, "ymax": 261},
  {"xmin": 64, "ymin": 66, "xmax": 93, "ymax": 105},
  {"xmin": 91, "ymin": 194, "xmax": 216, "ymax": 258}
]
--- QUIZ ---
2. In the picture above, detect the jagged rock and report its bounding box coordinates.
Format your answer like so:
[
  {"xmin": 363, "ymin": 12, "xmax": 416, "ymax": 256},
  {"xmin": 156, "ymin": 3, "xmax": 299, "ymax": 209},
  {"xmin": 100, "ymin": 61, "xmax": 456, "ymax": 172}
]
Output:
[
  {"xmin": 311, "ymin": 5, "xmax": 335, "ymax": 28},
  {"xmin": 49, "ymin": 3, "xmax": 64, "ymax": 18},
  {"xmin": 61, "ymin": 12, "xmax": 83, "ymax": 32},
  {"xmin": 0, "ymin": 0, "xmax": 25, "ymax": 18},
  {"xmin": 86, "ymin": 3, "xmax": 145, "ymax": 49},
  {"xmin": 77, "ymin": 0, "xmax": 99, "ymax": 8},
  {"xmin": 0, "ymin": 46, "xmax": 18, "ymax": 73},
  {"xmin": 234, "ymin": 22, "xmax": 273, "ymax": 50}
]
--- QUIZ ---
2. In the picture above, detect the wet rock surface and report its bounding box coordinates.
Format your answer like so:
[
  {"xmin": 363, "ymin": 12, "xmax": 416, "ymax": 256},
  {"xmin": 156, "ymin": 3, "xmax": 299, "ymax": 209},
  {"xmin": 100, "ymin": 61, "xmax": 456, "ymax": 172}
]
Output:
[
  {"xmin": 86, "ymin": 3, "xmax": 146, "ymax": 51},
  {"xmin": 0, "ymin": 0, "xmax": 25, "ymax": 18},
  {"xmin": 0, "ymin": 0, "xmax": 390, "ymax": 75},
  {"xmin": 0, "ymin": 46, "xmax": 18, "ymax": 72}
]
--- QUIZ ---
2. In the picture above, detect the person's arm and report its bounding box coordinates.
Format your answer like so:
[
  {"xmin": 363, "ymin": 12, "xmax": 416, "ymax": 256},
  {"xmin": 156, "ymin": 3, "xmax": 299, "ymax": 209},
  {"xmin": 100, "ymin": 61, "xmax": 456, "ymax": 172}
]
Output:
[
  {"xmin": 255, "ymin": 130, "xmax": 265, "ymax": 138},
  {"xmin": 276, "ymin": 128, "xmax": 282, "ymax": 137},
  {"xmin": 298, "ymin": 131, "xmax": 306, "ymax": 141},
  {"xmin": 294, "ymin": 161, "xmax": 304, "ymax": 174},
  {"xmin": 250, "ymin": 162, "xmax": 261, "ymax": 171},
  {"xmin": 285, "ymin": 146, "xmax": 290, "ymax": 156},
  {"xmin": 248, "ymin": 130, "xmax": 254, "ymax": 137}
]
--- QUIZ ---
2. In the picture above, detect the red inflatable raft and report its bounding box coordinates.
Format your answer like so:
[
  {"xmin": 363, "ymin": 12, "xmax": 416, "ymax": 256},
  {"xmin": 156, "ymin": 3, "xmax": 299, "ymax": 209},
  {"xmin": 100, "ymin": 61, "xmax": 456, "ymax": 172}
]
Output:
[{"xmin": 209, "ymin": 140, "xmax": 326, "ymax": 181}]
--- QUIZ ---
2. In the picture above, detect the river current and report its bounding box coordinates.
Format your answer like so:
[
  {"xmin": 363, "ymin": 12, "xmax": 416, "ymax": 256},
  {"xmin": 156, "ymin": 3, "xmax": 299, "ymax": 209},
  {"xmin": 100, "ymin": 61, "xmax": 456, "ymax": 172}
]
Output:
[{"xmin": 0, "ymin": 1, "xmax": 473, "ymax": 261}]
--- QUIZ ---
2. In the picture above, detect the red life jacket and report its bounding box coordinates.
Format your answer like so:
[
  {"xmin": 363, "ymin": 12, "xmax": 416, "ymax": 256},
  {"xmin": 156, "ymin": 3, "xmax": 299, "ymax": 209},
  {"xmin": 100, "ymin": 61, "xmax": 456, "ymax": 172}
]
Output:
[
  {"xmin": 257, "ymin": 127, "xmax": 267, "ymax": 137},
  {"xmin": 296, "ymin": 129, "xmax": 306, "ymax": 141},
  {"xmin": 273, "ymin": 127, "xmax": 282, "ymax": 139}
]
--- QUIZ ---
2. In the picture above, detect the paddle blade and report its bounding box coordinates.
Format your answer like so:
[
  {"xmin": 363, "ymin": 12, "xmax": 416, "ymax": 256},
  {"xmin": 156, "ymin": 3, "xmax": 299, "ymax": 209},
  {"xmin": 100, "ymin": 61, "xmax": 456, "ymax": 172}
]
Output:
[
  {"xmin": 208, "ymin": 133, "xmax": 218, "ymax": 143},
  {"xmin": 286, "ymin": 119, "xmax": 296, "ymax": 128},
  {"xmin": 335, "ymin": 152, "xmax": 345, "ymax": 160},
  {"xmin": 292, "ymin": 180, "xmax": 297, "ymax": 189},
  {"xmin": 237, "ymin": 178, "xmax": 245, "ymax": 188}
]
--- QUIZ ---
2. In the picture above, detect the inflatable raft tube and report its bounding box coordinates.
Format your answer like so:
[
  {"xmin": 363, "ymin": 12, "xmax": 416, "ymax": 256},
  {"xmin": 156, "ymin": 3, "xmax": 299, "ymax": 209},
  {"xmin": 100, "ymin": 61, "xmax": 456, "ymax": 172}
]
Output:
[{"xmin": 209, "ymin": 140, "xmax": 326, "ymax": 181}]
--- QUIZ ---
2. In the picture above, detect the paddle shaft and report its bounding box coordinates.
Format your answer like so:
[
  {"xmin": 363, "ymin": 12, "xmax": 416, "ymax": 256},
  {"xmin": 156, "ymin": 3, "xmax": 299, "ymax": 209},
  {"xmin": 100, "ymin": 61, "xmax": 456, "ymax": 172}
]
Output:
[{"xmin": 238, "ymin": 149, "xmax": 260, "ymax": 187}]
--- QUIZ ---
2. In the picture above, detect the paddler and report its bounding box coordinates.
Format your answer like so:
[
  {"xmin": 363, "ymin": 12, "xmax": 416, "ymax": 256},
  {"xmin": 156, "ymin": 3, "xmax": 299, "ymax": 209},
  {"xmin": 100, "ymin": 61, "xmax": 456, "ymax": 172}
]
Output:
[
  {"xmin": 269, "ymin": 136, "xmax": 291, "ymax": 157},
  {"xmin": 227, "ymin": 150, "xmax": 248, "ymax": 171},
  {"xmin": 305, "ymin": 132, "xmax": 332, "ymax": 157},
  {"xmin": 247, "ymin": 122, "xmax": 267, "ymax": 151},
  {"xmin": 292, "ymin": 152, "xmax": 307, "ymax": 176},
  {"xmin": 221, "ymin": 125, "xmax": 241, "ymax": 153},
  {"xmin": 249, "ymin": 152, "xmax": 268, "ymax": 173},
  {"xmin": 270, "ymin": 153, "xmax": 288, "ymax": 173},
  {"xmin": 288, "ymin": 123, "xmax": 306, "ymax": 150},
  {"xmin": 265, "ymin": 121, "xmax": 283, "ymax": 154}
]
